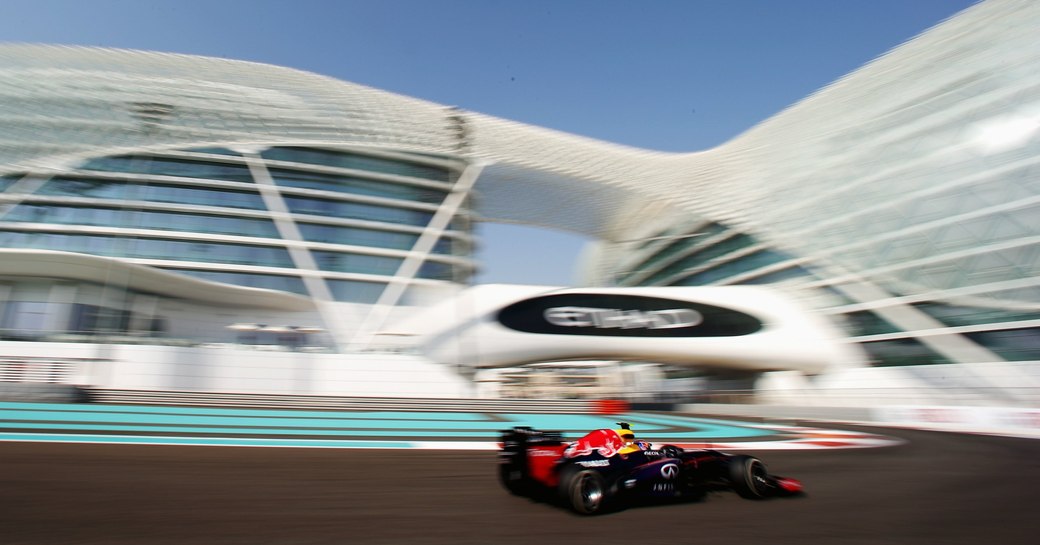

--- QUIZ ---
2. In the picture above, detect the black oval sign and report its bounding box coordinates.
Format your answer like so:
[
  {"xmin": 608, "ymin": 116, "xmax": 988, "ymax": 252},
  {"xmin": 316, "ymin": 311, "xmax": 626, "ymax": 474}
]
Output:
[{"xmin": 497, "ymin": 293, "xmax": 762, "ymax": 337}]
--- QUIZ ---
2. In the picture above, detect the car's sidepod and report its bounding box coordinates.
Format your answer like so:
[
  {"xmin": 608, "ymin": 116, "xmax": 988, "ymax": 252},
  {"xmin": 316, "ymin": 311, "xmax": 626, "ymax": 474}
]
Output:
[{"xmin": 619, "ymin": 457, "xmax": 683, "ymax": 497}]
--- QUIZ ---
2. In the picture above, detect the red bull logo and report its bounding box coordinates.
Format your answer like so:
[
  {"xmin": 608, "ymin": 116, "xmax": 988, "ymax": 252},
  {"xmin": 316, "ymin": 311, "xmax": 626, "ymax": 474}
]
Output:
[{"xmin": 564, "ymin": 429, "xmax": 626, "ymax": 459}]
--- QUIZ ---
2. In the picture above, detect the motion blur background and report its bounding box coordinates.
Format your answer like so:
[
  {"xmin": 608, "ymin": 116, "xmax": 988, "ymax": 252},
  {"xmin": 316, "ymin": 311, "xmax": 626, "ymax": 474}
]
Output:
[{"xmin": 0, "ymin": 0, "xmax": 1037, "ymax": 437}]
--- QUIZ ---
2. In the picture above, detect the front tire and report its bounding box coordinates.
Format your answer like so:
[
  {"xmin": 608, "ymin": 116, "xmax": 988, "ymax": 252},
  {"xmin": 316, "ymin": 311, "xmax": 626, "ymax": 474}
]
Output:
[
  {"xmin": 729, "ymin": 455, "xmax": 771, "ymax": 499},
  {"xmin": 560, "ymin": 468, "xmax": 608, "ymax": 515}
]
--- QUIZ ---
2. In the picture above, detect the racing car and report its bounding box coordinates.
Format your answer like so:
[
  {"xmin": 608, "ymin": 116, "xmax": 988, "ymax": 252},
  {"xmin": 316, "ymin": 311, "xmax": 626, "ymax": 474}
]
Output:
[{"xmin": 499, "ymin": 422, "xmax": 803, "ymax": 514}]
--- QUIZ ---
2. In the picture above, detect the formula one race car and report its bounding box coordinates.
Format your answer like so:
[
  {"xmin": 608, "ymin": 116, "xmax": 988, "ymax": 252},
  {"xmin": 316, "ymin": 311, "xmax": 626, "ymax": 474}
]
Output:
[{"xmin": 499, "ymin": 423, "xmax": 803, "ymax": 514}]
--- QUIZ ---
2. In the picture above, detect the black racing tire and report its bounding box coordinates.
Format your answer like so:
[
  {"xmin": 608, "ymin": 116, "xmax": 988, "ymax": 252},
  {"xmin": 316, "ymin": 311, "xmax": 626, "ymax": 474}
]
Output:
[
  {"xmin": 729, "ymin": 455, "xmax": 772, "ymax": 499},
  {"xmin": 559, "ymin": 467, "xmax": 608, "ymax": 515}
]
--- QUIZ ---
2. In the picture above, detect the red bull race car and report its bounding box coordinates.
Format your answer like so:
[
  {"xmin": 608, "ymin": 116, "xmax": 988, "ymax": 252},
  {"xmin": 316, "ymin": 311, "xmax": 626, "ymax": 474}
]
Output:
[{"xmin": 499, "ymin": 423, "xmax": 803, "ymax": 515}]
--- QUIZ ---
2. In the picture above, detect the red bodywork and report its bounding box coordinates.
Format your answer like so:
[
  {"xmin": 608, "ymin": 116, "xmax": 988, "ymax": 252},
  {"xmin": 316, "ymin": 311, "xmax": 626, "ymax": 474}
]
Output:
[
  {"xmin": 527, "ymin": 445, "xmax": 567, "ymax": 487},
  {"xmin": 775, "ymin": 477, "xmax": 804, "ymax": 494},
  {"xmin": 564, "ymin": 428, "xmax": 627, "ymax": 459},
  {"xmin": 523, "ymin": 428, "xmax": 629, "ymax": 488},
  {"xmin": 500, "ymin": 426, "xmax": 805, "ymax": 511}
]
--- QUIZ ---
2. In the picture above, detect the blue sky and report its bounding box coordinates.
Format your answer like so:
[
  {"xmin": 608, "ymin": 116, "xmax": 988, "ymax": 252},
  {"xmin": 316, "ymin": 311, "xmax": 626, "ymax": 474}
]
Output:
[{"xmin": 0, "ymin": 0, "xmax": 980, "ymax": 285}]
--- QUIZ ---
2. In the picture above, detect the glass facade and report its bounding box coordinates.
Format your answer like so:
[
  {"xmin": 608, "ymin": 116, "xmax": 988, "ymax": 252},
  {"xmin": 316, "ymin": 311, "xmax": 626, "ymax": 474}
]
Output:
[
  {"xmin": 0, "ymin": 143, "xmax": 476, "ymax": 347},
  {"xmin": 601, "ymin": 103, "xmax": 1039, "ymax": 368},
  {"xmin": 79, "ymin": 155, "xmax": 256, "ymax": 183},
  {"xmin": 261, "ymin": 147, "xmax": 452, "ymax": 182},
  {"xmin": 296, "ymin": 222, "xmax": 455, "ymax": 255},
  {"xmin": 326, "ymin": 279, "xmax": 387, "ymax": 305},
  {"xmin": 283, "ymin": 195, "xmax": 435, "ymax": 227},
  {"xmin": 587, "ymin": 0, "xmax": 1040, "ymax": 369},
  {"xmin": 39, "ymin": 178, "xmax": 267, "ymax": 209},
  {"xmin": 0, "ymin": 230, "xmax": 296, "ymax": 267},
  {"xmin": 4, "ymin": 205, "xmax": 281, "ymax": 238},
  {"xmin": 267, "ymin": 167, "xmax": 448, "ymax": 203},
  {"xmin": 965, "ymin": 328, "xmax": 1040, "ymax": 362},
  {"xmin": 607, "ymin": 203, "xmax": 1038, "ymax": 367},
  {"xmin": 0, "ymin": 1, "xmax": 1036, "ymax": 369}
]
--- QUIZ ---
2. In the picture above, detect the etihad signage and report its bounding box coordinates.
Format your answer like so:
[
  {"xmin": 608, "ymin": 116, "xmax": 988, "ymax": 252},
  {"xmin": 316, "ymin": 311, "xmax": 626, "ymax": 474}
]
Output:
[
  {"xmin": 543, "ymin": 307, "xmax": 702, "ymax": 330},
  {"xmin": 497, "ymin": 293, "xmax": 762, "ymax": 337}
]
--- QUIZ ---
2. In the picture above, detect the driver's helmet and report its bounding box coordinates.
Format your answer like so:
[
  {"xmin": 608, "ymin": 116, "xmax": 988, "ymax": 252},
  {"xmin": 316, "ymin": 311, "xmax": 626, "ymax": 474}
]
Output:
[{"xmin": 616, "ymin": 422, "xmax": 646, "ymax": 454}]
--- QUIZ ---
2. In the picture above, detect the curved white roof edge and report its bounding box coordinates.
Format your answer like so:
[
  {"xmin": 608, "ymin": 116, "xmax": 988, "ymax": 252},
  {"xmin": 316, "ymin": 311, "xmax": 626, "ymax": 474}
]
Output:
[
  {"xmin": 0, "ymin": 249, "xmax": 314, "ymax": 311},
  {"xmin": 0, "ymin": 43, "xmax": 706, "ymax": 238},
  {"xmin": 0, "ymin": 0, "xmax": 1011, "ymax": 239}
]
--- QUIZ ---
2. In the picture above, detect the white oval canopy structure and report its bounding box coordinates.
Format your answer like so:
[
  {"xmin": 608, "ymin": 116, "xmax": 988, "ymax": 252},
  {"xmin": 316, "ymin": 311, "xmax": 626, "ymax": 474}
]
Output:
[{"xmin": 392, "ymin": 285, "xmax": 860, "ymax": 374}]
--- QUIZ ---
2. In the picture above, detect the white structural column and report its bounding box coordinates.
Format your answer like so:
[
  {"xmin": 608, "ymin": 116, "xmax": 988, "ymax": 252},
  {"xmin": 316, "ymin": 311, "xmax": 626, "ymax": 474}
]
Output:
[
  {"xmin": 241, "ymin": 151, "xmax": 353, "ymax": 350},
  {"xmin": 350, "ymin": 161, "xmax": 487, "ymax": 350}
]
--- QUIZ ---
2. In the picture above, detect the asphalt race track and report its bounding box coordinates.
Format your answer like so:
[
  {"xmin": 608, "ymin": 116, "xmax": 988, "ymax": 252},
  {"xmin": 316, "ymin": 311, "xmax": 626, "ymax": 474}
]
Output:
[{"xmin": 1, "ymin": 423, "xmax": 1037, "ymax": 545}]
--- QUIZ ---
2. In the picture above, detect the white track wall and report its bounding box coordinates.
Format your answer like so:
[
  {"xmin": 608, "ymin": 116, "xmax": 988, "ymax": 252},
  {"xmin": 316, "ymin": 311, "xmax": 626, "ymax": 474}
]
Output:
[{"xmin": 0, "ymin": 341, "xmax": 473, "ymax": 397}]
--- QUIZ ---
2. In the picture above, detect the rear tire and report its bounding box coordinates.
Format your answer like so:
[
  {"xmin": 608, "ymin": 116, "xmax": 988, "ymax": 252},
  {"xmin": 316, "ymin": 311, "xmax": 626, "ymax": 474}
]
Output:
[
  {"xmin": 729, "ymin": 455, "xmax": 771, "ymax": 499},
  {"xmin": 560, "ymin": 468, "xmax": 608, "ymax": 515}
]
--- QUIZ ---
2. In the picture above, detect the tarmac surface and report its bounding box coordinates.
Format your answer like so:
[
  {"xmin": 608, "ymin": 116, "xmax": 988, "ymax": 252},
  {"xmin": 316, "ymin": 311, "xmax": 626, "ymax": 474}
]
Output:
[{"xmin": 1, "ymin": 422, "xmax": 1037, "ymax": 545}]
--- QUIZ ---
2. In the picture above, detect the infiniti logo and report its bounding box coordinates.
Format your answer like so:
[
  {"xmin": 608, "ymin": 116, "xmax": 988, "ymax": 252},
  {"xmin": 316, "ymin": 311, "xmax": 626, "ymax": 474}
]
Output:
[
  {"xmin": 660, "ymin": 463, "xmax": 679, "ymax": 479},
  {"xmin": 544, "ymin": 307, "xmax": 703, "ymax": 330}
]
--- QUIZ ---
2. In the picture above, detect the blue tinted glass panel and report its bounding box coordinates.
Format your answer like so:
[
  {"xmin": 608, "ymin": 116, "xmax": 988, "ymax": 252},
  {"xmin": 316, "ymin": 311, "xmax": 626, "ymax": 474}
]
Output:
[
  {"xmin": 736, "ymin": 266, "xmax": 815, "ymax": 285},
  {"xmin": 1, "ymin": 301, "xmax": 49, "ymax": 334},
  {"xmin": 679, "ymin": 233, "xmax": 756, "ymax": 265},
  {"xmin": 965, "ymin": 327, "xmax": 1040, "ymax": 361},
  {"xmin": 39, "ymin": 178, "xmax": 266, "ymax": 210},
  {"xmin": 913, "ymin": 303, "xmax": 1040, "ymax": 328},
  {"xmin": 860, "ymin": 338, "xmax": 953, "ymax": 366},
  {"xmin": 268, "ymin": 168, "xmax": 447, "ymax": 203},
  {"xmin": 0, "ymin": 231, "xmax": 293, "ymax": 267},
  {"xmin": 327, "ymin": 279, "xmax": 386, "ymax": 303},
  {"xmin": 676, "ymin": 249, "xmax": 785, "ymax": 286},
  {"xmin": 623, "ymin": 223, "xmax": 730, "ymax": 282},
  {"xmin": 298, "ymin": 223, "xmax": 420, "ymax": 251},
  {"xmin": 433, "ymin": 237, "xmax": 455, "ymax": 255},
  {"xmin": 840, "ymin": 310, "xmax": 902, "ymax": 336},
  {"xmin": 261, "ymin": 147, "xmax": 450, "ymax": 182},
  {"xmin": 676, "ymin": 267, "xmax": 730, "ymax": 286},
  {"xmin": 184, "ymin": 147, "xmax": 242, "ymax": 157},
  {"xmin": 78, "ymin": 156, "xmax": 254, "ymax": 183},
  {"xmin": 312, "ymin": 251, "xmax": 402, "ymax": 275},
  {"xmin": 284, "ymin": 196, "xmax": 433, "ymax": 226},
  {"xmin": 37, "ymin": 178, "xmax": 124, "ymax": 198},
  {"xmin": 418, "ymin": 261, "xmax": 455, "ymax": 281},
  {"xmin": 6, "ymin": 205, "xmax": 279, "ymax": 238},
  {"xmin": 65, "ymin": 303, "xmax": 132, "ymax": 334},
  {"xmin": 643, "ymin": 233, "xmax": 756, "ymax": 285}
]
